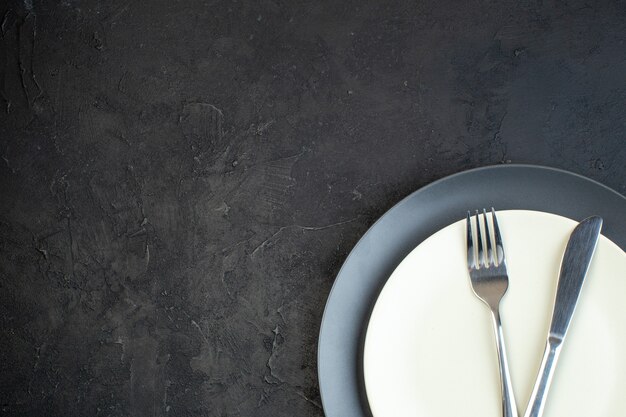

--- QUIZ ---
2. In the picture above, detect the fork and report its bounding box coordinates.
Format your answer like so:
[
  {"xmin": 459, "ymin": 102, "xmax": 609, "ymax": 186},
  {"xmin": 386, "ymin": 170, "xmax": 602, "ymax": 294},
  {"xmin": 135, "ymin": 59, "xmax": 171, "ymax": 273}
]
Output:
[{"xmin": 467, "ymin": 208, "xmax": 518, "ymax": 417}]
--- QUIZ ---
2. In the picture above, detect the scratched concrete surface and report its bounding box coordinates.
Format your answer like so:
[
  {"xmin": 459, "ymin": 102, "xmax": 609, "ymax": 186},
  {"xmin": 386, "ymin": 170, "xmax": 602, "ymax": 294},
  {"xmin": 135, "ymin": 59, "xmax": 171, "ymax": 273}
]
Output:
[{"xmin": 0, "ymin": 0, "xmax": 624, "ymax": 416}]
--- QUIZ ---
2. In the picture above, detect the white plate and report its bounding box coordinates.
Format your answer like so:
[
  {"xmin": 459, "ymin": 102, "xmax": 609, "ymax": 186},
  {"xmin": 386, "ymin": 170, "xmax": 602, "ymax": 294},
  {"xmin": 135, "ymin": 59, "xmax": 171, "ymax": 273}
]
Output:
[{"xmin": 364, "ymin": 210, "xmax": 626, "ymax": 417}]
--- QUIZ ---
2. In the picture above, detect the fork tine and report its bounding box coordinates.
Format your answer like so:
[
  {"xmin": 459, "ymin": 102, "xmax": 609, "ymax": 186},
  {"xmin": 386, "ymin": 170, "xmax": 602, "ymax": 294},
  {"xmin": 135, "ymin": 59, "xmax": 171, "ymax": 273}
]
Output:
[
  {"xmin": 483, "ymin": 209, "xmax": 495, "ymax": 266},
  {"xmin": 466, "ymin": 211, "xmax": 475, "ymax": 268},
  {"xmin": 475, "ymin": 210, "xmax": 485, "ymax": 268},
  {"xmin": 491, "ymin": 207, "xmax": 505, "ymax": 265}
]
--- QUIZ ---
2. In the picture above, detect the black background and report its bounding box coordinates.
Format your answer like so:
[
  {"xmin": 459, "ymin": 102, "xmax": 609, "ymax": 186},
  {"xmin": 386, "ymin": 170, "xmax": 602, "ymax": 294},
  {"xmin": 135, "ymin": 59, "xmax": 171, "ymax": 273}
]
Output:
[{"xmin": 1, "ymin": 0, "xmax": 624, "ymax": 416}]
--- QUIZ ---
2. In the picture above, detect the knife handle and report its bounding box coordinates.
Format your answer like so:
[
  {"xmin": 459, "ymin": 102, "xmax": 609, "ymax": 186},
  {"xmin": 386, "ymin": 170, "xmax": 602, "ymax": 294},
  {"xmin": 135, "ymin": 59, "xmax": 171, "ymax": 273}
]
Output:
[{"xmin": 523, "ymin": 337, "xmax": 563, "ymax": 417}]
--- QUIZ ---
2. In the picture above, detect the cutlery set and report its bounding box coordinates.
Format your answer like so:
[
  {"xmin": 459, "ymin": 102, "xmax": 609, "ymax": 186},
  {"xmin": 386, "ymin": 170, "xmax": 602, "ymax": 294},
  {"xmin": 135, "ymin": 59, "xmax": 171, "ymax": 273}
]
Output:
[{"xmin": 466, "ymin": 209, "xmax": 602, "ymax": 417}]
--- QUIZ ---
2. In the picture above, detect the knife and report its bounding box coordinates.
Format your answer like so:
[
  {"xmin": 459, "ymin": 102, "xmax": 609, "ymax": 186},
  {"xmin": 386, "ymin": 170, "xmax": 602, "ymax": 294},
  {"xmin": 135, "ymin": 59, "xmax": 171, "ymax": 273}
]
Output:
[{"xmin": 522, "ymin": 215, "xmax": 603, "ymax": 417}]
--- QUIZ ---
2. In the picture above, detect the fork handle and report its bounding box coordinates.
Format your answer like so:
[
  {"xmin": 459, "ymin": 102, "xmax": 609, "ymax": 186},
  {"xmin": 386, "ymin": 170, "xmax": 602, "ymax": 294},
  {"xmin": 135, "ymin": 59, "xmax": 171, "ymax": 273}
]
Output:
[{"xmin": 491, "ymin": 309, "xmax": 519, "ymax": 417}]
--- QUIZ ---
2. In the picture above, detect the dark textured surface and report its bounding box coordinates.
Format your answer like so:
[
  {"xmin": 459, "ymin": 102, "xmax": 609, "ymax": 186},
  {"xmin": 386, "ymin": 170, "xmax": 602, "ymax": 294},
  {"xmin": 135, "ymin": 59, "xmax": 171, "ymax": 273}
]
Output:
[{"xmin": 0, "ymin": 0, "xmax": 624, "ymax": 416}]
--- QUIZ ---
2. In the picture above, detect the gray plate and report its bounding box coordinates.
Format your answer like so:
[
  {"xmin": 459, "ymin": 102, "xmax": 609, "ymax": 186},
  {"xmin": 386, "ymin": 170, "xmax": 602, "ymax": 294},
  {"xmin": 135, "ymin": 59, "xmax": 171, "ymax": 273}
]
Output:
[{"xmin": 317, "ymin": 164, "xmax": 626, "ymax": 417}]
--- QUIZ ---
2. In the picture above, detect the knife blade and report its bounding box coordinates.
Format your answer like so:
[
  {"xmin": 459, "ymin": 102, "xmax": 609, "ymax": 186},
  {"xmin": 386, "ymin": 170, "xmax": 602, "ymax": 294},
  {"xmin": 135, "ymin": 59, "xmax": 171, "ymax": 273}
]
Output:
[{"xmin": 522, "ymin": 215, "xmax": 603, "ymax": 417}]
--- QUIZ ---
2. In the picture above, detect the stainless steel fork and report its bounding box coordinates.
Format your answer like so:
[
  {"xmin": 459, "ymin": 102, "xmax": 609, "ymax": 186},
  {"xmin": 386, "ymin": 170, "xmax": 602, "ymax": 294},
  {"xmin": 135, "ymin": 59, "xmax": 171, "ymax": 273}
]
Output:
[{"xmin": 467, "ymin": 208, "xmax": 518, "ymax": 417}]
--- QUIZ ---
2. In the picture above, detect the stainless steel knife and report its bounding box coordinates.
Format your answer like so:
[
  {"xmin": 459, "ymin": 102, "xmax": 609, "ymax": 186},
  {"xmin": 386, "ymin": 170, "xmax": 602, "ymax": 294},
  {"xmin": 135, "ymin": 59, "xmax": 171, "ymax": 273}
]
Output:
[{"xmin": 522, "ymin": 215, "xmax": 603, "ymax": 417}]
